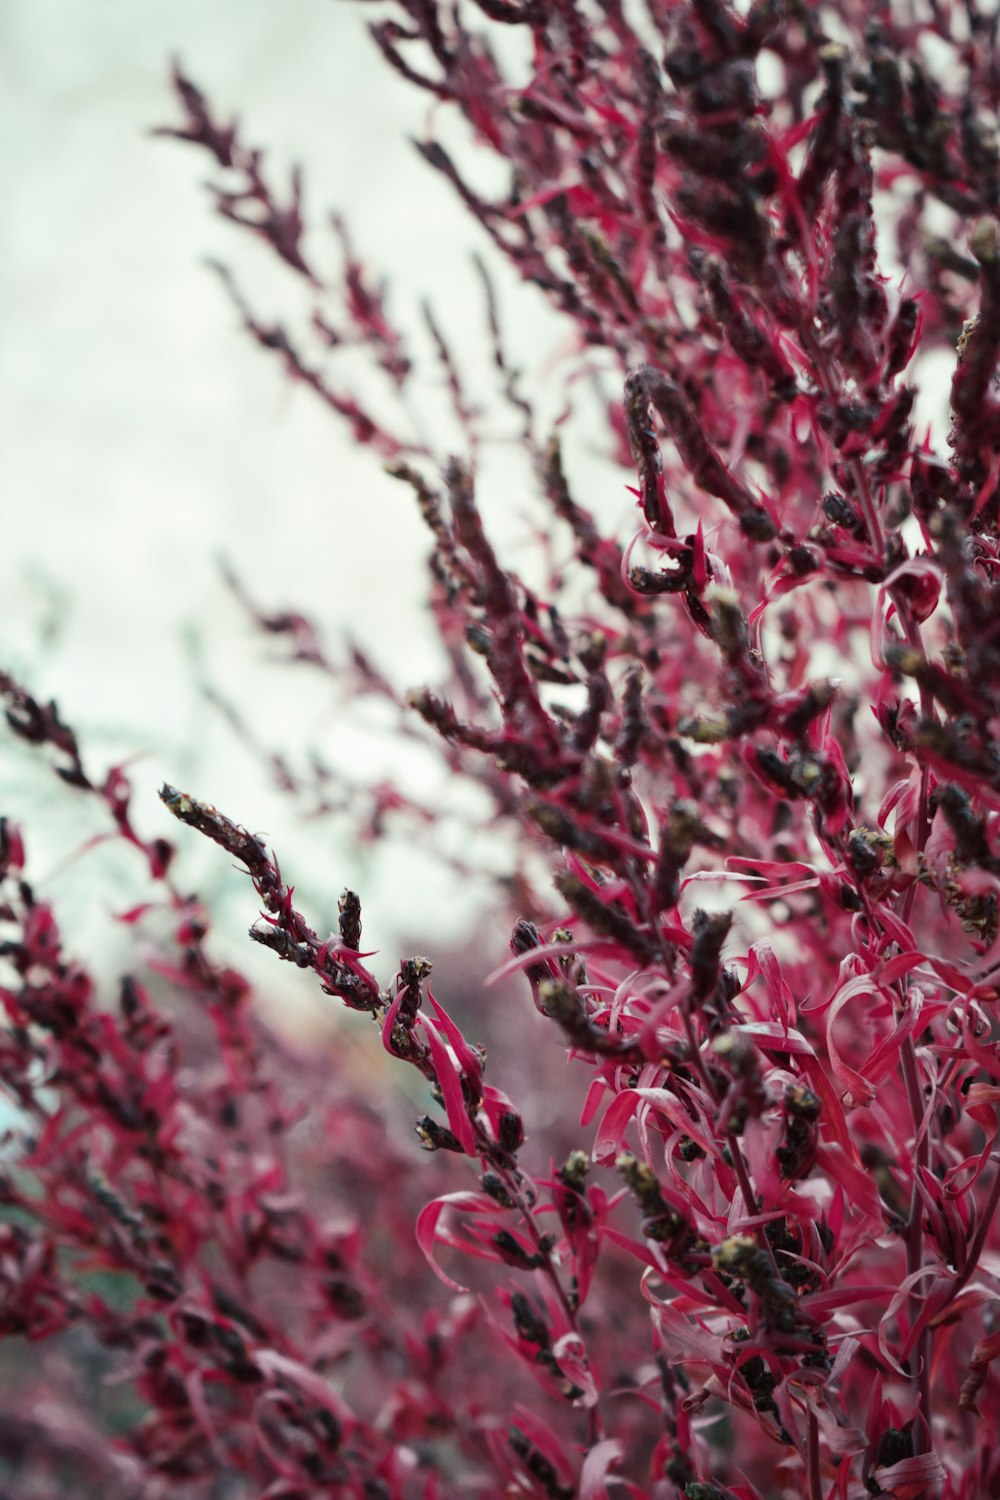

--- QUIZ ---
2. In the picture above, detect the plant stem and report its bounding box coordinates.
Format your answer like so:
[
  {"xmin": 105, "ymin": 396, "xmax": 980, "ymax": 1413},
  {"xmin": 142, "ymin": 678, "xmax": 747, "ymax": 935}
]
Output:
[
  {"xmin": 478, "ymin": 1120, "xmax": 606, "ymax": 1444},
  {"xmin": 807, "ymin": 1406, "xmax": 823, "ymax": 1500},
  {"xmin": 680, "ymin": 1006, "xmax": 781, "ymax": 1277}
]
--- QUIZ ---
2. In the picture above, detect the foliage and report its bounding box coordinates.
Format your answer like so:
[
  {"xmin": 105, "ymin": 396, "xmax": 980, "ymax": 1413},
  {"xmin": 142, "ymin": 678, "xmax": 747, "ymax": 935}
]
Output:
[{"xmin": 7, "ymin": 1, "xmax": 1000, "ymax": 1495}]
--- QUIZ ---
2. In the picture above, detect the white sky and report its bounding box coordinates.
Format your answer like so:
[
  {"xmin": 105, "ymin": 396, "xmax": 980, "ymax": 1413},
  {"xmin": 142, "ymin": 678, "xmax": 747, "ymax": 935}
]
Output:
[{"xmin": 1, "ymin": 0, "xmax": 581, "ymax": 1008}]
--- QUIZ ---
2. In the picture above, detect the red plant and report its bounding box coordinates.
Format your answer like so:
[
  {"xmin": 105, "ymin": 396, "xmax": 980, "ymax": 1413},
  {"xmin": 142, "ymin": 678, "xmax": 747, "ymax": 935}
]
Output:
[{"xmin": 7, "ymin": 2, "xmax": 1000, "ymax": 1495}]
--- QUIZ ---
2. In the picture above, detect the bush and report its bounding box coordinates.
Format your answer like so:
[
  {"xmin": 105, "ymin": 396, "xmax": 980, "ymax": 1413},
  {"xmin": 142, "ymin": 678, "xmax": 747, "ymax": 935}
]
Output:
[{"xmin": 5, "ymin": 2, "xmax": 1000, "ymax": 1495}]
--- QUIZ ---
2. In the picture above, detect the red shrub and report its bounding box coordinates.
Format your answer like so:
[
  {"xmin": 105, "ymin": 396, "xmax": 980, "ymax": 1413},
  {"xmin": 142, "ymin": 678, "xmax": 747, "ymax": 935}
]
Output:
[{"xmin": 6, "ymin": 2, "xmax": 1000, "ymax": 1495}]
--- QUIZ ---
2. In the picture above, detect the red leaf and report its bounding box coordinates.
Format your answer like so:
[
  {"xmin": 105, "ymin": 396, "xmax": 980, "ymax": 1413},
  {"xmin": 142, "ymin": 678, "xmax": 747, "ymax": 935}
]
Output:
[
  {"xmin": 579, "ymin": 1438, "xmax": 622, "ymax": 1499},
  {"xmin": 420, "ymin": 1015, "xmax": 476, "ymax": 1155},
  {"xmin": 415, "ymin": 1191, "xmax": 501, "ymax": 1292}
]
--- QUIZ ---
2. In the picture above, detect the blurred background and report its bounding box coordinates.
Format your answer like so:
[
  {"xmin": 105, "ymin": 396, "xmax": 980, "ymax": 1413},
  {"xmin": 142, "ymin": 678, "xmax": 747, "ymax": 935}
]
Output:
[{"xmin": 1, "ymin": 0, "xmax": 594, "ymax": 1026}]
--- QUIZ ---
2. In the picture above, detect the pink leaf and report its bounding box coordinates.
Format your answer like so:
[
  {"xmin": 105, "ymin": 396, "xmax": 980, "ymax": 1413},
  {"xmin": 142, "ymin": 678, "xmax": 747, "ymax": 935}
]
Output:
[
  {"xmin": 579, "ymin": 1439, "xmax": 622, "ymax": 1499},
  {"xmin": 415, "ymin": 1191, "xmax": 500, "ymax": 1292},
  {"xmin": 593, "ymin": 1089, "xmax": 641, "ymax": 1165},
  {"xmin": 425, "ymin": 989, "xmax": 483, "ymax": 1088},
  {"xmin": 508, "ymin": 1404, "xmax": 575, "ymax": 1488},
  {"xmin": 872, "ymin": 1452, "xmax": 948, "ymax": 1491},
  {"xmin": 254, "ymin": 1351, "xmax": 356, "ymax": 1426},
  {"xmin": 420, "ymin": 1014, "xmax": 476, "ymax": 1155}
]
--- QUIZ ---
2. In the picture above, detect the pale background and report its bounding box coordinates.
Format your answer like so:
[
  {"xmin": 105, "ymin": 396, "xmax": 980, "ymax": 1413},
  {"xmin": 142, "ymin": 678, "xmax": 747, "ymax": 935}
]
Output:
[{"xmin": 1, "ymin": 1, "xmax": 588, "ymax": 1022}]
